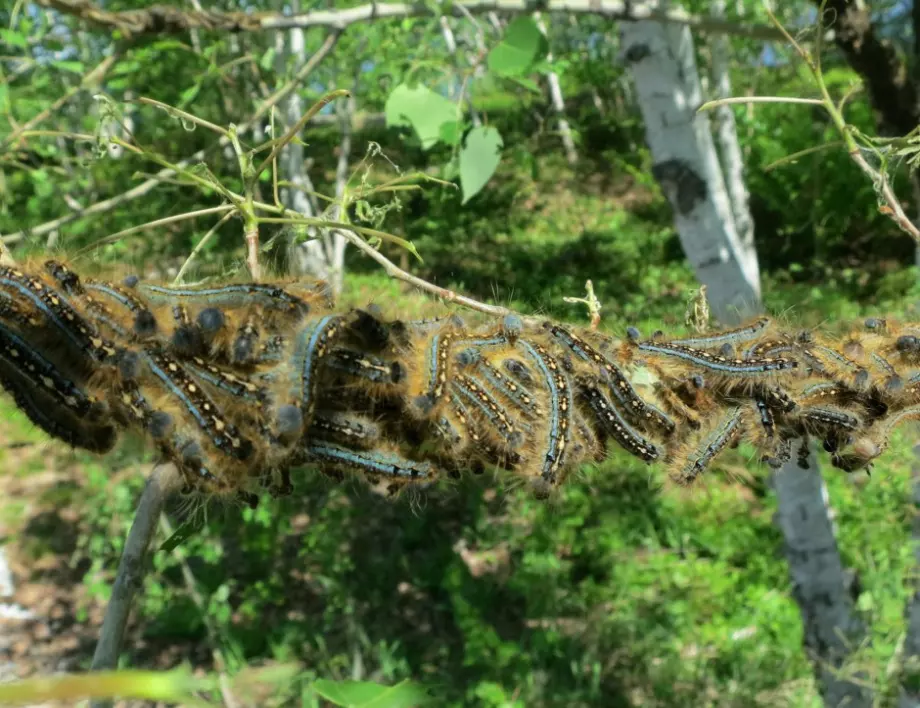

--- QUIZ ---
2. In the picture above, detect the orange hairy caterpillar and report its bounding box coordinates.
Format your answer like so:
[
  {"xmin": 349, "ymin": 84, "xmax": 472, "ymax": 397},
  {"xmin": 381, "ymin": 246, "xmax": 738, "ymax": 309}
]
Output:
[
  {"xmin": 451, "ymin": 373, "xmax": 524, "ymax": 450},
  {"xmin": 309, "ymin": 410, "xmax": 382, "ymax": 448},
  {"xmin": 137, "ymin": 281, "xmax": 312, "ymax": 316},
  {"xmin": 545, "ymin": 322, "xmax": 676, "ymax": 436},
  {"xmin": 516, "ymin": 340, "xmax": 573, "ymax": 488},
  {"xmin": 456, "ymin": 347, "xmax": 543, "ymax": 420},
  {"xmin": 670, "ymin": 407, "xmax": 746, "ymax": 486},
  {"xmin": 576, "ymin": 377, "xmax": 660, "ymax": 463},
  {"xmin": 0, "ymin": 266, "xmax": 120, "ymax": 365},
  {"xmin": 83, "ymin": 280, "xmax": 158, "ymax": 338},
  {"xmin": 0, "ymin": 366, "xmax": 116, "ymax": 453},
  {"xmin": 664, "ymin": 316, "xmax": 772, "ymax": 349},
  {"xmin": 281, "ymin": 314, "xmax": 345, "ymax": 420},
  {"xmin": 303, "ymin": 442, "xmax": 434, "ymax": 485},
  {"xmin": 0, "ymin": 321, "xmax": 106, "ymax": 420},
  {"xmin": 327, "ymin": 348, "xmax": 404, "ymax": 387},
  {"xmin": 635, "ymin": 341, "xmax": 799, "ymax": 380},
  {"xmin": 137, "ymin": 348, "xmax": 254, "ymax": 462},
  {"xmin": 831, "ymin": 405, "xmax": 920, "ymax": 472},
  {"xmin": 182, "ymin": 357, "xmax": 268, "ymax": 404},
  {"xmin": 406, "ymin": 327, "xmax": 462, "ymax": 417}
]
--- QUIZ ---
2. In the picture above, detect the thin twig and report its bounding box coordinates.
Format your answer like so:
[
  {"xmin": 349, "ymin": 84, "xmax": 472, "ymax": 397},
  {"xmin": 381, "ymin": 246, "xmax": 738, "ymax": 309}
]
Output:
[
  {"xmin": 0, "ymin": 32, "xmax": 341, "ymax": 244},
  {"xmin": 1, "ymin": 51, "xmax": 120, "ymax": 150},
  {"xmin": 174, "ymin": 210, "xmax": 236, "ymax": 283},
  {"xmin": 90, "ymin": 464, "xmax": 182, "ymax": 708},
  {"xmin": 76, "ymin": 204, "xmax": 235, "ymax": 256},
  {"xmin": 253, "ymin": 88, "xmax": 351, "ymax": 178}
]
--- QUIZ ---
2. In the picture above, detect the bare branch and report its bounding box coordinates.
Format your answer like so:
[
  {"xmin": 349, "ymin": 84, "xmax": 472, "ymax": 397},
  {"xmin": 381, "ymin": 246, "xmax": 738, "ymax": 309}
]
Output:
[
  {"xmin": 89, "ymin": 464, "xmax": 182, "ymax": 708},
  {"xmin": 36, "ymin": 0, "xmax": 789, "ymax": 40}
]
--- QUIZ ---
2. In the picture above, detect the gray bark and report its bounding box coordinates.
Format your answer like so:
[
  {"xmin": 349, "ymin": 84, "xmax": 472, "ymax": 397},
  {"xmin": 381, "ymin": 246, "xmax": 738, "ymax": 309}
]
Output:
[
  {"xmin": 618, "ymin": 1, "xmax": 761, "ymax": 324},
  {"xmin": 710, "ymin": 0, "xmax": 756, "ymax": 259},
  {"xmin": 772, "ymin": 441, "xmax": 872, "ymax": 708}
]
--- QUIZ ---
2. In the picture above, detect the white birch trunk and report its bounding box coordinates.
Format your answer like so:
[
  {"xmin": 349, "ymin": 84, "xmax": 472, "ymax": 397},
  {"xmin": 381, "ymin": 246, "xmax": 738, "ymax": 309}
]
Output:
[
  {"xmin": 772, "ymin": 441, "xmax": 872, "ymax": 708},
  {"xmin": 710, "ymin": 0, "xmax": 757, "ymax": 262},
  {"xmin": 535, "ymin": 13, "xmax": 578, "ymax": 165},
  {"xmin": 328, "ymin": 94, "xmax": 355, "ymax": 296},
  {"xmin": 618, "ymin": 2, "xmax": 761, "ymax": 324},
  {"xmin": 280, "ymin": 4, "xmax": 334, "ymax": 282}
]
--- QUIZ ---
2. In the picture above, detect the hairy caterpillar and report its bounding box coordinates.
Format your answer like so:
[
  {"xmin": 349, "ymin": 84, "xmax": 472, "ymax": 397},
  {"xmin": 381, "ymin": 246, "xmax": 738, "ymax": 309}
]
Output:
[
  {"xmin": 665, "ymin": 316, "xmax": 772, "ymax": 349},
  {"xmin": 670, "ymin": 407, "xmax": 746, "ymax": 486}
]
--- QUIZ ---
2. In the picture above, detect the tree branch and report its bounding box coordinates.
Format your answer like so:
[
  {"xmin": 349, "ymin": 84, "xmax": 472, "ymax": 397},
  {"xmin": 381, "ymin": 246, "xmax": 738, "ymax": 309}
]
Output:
[
  {"xmin": 36, "ymin": 0, "xmax": 789, "ymax": 41},
  {"xmin": 90, "ymin": 464, "xmax": 182, "ymax": 708},
  {"xmin": 816, "ymin": 0, "xmax": 919, "ymax": 136}
]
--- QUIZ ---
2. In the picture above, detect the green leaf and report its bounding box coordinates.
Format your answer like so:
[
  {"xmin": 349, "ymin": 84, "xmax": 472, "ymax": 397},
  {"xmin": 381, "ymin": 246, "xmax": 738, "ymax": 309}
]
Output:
[
  {"xmin": 178, "ymin": 83, "xmax": 202, "ymax": 108},
  {"xmin": 0, "ymin": 29, "xmax": 28, "ymax": 49},
  {"xmin": 312, "ymin": 679, "xmax": 431, "ymax": 707},
  {"xmin": 438, "ymin": 120, "xmax": 462, "ymax": 146},
  {"xmin": 385, "ymin": 83, "xmax": 458, "ymax": 150},
  {"xmin": 486, "ymin": 17, "xmax": 548, "ymax": 78},
  {"xmin": 259, "ymin": 47, "xmax": 276, "ymax": 71},
  {"xmin": 52, "ymin": 60, "xmax": 86, "ymax": 75},
  {"xmin": 459, "ymin": 125, "xmax": 503, "ymax": 204},
  {"xmin": 159, "ymin": 516, "xmax": 206, "ymax": 553},
  {"xmin": 504, "ymin": 75, "xmax": 541, "ymax": 94}
]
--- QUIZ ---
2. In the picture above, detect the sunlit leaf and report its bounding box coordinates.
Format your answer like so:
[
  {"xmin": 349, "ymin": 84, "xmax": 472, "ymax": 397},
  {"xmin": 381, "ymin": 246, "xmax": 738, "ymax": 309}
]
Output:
[
  {"xmin": 385, "ymin": 83, "xmax": 457, "ymax": 150},
  {"xmin": 460, "ymin": 126, "xmax": 503, "ymax": 204},
  {"xmin": 487, "ymin": 17, "xmax": 548, "ymax": 78},
  {"xmin": 312, "ymin": 678, "xmax": 432, "ymax": 707}
]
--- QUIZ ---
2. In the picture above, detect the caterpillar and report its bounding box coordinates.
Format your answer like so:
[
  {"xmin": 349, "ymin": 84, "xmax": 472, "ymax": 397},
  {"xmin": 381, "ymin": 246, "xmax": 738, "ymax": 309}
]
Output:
[{"xmin": 670, "ymin": 407, "xmax": 746, "ymax": 486}]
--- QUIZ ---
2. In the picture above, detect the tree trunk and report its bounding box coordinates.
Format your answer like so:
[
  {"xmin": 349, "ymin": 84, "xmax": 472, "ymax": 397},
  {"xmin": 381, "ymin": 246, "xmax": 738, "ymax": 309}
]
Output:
[
  {"xmin": 280, "ymin": 4, "xmax": 333, "ymax": 282},
  {"xmin": 709, "ymin": 0, "xmax": 756, "ymax": 264},
  {"xmin": 772, "ymin": 441, "xmax": 872, "ymax": 708},
  {"xmin": 535, "ymin": 14, "xmax": 578, "ymax": 166},
  {"xmin": 618, "ymin": 2, "xmax": 761, "ymax": 324}
]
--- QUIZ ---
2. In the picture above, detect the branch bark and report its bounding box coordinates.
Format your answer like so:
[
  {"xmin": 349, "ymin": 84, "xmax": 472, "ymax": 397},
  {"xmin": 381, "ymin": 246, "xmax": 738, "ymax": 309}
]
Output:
[
  {"xmin": 35, "ymin": 0, "xmax": 789, "ymax": 41},
  {"xmin": 816, "ymin": 0, "xmax": 919, "ymax": 136},
  {"xmin": 89, "ymin": 464, "xmax": 182, "ymax": 708}
]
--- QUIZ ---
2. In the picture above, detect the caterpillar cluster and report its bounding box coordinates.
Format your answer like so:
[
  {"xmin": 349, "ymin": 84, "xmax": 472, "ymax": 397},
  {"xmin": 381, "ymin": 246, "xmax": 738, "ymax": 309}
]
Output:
[{"xmin": 0, "ymin": 260, "xmax": 915, "ymax": 508}]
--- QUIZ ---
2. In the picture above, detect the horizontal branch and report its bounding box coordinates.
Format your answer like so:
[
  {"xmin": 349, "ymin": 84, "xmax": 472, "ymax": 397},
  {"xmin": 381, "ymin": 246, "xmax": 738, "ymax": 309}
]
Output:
[{"xmin": 37, "ymin": 0, "xmax": 787, "ymax": 40}]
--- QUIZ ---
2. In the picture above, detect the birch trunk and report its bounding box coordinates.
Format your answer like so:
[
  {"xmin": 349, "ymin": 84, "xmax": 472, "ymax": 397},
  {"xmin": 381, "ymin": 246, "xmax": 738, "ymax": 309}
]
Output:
[
  {"xmin": 535, "ymin": 14, "xmax": 578, "ymax": 165},
  {"xmin": 280, "ymin": 4, "xmax": 334, "ymax": 282},
  {"xmin": 772, "ymin": 441, "xmax": 872, "ymax": 708},
  {"xmin": 618, "ymin": 2, "xmax": 760, "ymax": 324},
  {"xmin": 710, "ymin": 0, "xmax": 756, "ymax": 260}
]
